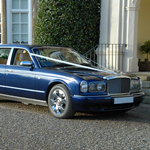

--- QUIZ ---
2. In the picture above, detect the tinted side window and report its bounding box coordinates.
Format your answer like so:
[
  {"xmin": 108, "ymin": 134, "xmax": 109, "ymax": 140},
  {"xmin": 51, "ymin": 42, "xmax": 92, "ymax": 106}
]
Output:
[{"xmin": 0, "ymin": 48, "xmax": 11, "ymax": 64}]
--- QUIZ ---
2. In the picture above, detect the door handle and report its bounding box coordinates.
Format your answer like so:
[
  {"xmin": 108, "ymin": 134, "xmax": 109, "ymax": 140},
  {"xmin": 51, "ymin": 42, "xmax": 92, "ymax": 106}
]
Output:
[{"xmin": 6, "ymin": 70, "xmax": 13, "ymax": 72}]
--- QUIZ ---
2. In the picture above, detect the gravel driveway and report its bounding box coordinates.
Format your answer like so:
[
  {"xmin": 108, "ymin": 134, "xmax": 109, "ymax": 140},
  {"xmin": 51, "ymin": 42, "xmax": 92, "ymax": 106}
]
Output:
[{"xmin": 0, "ymin": 100, "xmax": 150, "ymax": 150}]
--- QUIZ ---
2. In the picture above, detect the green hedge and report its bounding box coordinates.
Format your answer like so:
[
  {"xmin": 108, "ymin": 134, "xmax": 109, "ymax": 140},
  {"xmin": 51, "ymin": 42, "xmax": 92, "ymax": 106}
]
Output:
[{"xmin": 34, "ymin": 0, "xmax": 100, "ymax": 54}]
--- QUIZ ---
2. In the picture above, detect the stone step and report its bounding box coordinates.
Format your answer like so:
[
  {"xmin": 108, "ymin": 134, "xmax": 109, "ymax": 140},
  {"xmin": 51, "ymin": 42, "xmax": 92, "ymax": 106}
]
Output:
[
  {"xmin": 138, "ymin": 75, "xmax": 150, "ymax": 81},
  {"xmin": 142, "ymin": 96, "xmax": 150, "ymax": 104},
  {"xmin": 131, "ymin": 72, "xmax": 150, "ymax": 104},
  {"xmin": 142, "ymin": 81, "xmax": 150, "ymax": 88},
  {"xmin": 132, "ymin": 72, "xmax": 150, "ymax": 81},
  {"xmin": 142, "ymin": 88, "xmax": 150, "ymax": 96},
  {"xmin": 139, "ymin": 75, "xmax": 150, "ymax": 81}
]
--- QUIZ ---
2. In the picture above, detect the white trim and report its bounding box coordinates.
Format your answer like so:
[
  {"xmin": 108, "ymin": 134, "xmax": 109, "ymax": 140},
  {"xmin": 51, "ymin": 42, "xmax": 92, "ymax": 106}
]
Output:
[
  {"xmin": 0, "ymin": 85, "xmax": 45, "ymax": 93},
  {"xmin": 126, "ymin": 6, "xmax": 140, "ymax": 11},
  {"xmin": 7, "ymin": 0, "xmax": 12, "ymax": 44},
  {"xmin": 28, "ymin": 0, "xmax": 32, "ymax": 45},
  {"xmin": 11, "ymin": 10, "xmax": 29, "ymax": 13}
]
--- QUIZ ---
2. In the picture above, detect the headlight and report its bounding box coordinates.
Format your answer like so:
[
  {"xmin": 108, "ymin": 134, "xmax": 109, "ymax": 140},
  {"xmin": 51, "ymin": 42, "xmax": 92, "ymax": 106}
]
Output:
[
  {"xmin": 89, "ymin": 81, "xmax": 106, "ymax": 92},
  {"xmin": 80, "ymin": 80, "xmax": 88, "ymax": 92},
  {"xmin": 130, "ymin": 79, "xmax": 140, "ymax": 92}
]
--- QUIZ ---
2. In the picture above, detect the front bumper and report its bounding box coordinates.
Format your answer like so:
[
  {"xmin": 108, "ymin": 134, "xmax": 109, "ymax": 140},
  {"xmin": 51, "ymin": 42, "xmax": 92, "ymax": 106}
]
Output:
[{"xmin": 71, "ymin": 92, "xmax": 145, "ymax": 112}]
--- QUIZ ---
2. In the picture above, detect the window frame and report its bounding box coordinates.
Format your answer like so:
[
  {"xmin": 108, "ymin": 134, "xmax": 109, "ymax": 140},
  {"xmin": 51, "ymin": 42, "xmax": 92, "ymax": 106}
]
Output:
[
  {"xmin": 7, "ymin": 0, "xmax": 32, "ymax": 45},
  {"xmin": 12, "ymin": 48, "xmax": 32, "ymax": 66}
]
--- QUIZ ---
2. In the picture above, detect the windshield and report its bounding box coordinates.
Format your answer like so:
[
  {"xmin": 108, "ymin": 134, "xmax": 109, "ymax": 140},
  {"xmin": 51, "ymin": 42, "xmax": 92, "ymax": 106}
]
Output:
[{"xmin": 32, "ymin": 47, "xmax": 90, "ymax": 68}]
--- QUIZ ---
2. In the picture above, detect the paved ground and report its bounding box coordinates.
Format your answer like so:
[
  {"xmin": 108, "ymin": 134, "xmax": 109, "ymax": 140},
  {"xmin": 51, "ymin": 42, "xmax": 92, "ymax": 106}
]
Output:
[{"xmin": 0, "ymin": 100, "xmax": 150, "ymax": 150}]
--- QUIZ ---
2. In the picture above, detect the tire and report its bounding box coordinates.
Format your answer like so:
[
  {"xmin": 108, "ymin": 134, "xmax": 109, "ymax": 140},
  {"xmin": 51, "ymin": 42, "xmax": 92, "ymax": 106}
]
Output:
[{"xmin": 48, "ymin": 84, "xmax": 75, "ymax": 119}]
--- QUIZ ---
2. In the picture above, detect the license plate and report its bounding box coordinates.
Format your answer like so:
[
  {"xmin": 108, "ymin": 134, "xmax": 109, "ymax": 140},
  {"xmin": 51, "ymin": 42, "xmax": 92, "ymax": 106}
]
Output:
[{"xmin": 114, "ymin": 97, "xmax": 134, "ymax": 104}]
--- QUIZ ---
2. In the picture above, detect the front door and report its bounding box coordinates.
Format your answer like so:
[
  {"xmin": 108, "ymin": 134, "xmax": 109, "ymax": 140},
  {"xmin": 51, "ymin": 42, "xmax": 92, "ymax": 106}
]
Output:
[{"xmin": 5, "ymin": 48, "xmax": 35, "ymax": 99}]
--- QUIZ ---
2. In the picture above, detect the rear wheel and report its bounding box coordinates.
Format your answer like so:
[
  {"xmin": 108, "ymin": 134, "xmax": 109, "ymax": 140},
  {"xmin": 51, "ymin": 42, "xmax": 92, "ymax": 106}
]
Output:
[{"xmin": 48, "ymin": 84, "xmax": 75, "ymax": 119}]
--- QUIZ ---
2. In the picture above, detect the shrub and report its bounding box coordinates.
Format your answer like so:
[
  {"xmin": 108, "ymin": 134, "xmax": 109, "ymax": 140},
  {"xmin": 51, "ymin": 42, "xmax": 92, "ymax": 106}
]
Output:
[
  {"xmin": 140, "ymin": 40, "xmax": 150, "ymax": 59},
  {"xmin": 34, "ymin": 0, "xmax": 100, "ymax": 54}
]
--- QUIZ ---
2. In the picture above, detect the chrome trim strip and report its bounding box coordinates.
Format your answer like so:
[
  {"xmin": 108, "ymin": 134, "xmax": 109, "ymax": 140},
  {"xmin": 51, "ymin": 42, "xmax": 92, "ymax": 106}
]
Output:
[
  {"xmin": 0, "ymin": 85, "xmax": 45, "ymax": 93},
  {"xmin": 73, "ymin": 92, "xmax": 144, "ymax": 98},
  {"xmin": 73, "ymin": 95, "xmax": 132, "ymax": 98},
  {"xmin": 73, "ymin": 95, "xmax": 110, "ymax": 98},
  {"xmin": 103, "ymin": 76, "xmax": 131, "ymax": 80},
  {"xmin": 0, "ymin": 93, "xmax": 48, "ymax": 106}
]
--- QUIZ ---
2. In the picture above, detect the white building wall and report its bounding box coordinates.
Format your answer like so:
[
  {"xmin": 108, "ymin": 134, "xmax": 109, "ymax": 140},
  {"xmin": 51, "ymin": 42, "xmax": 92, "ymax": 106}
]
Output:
[{"xmin": 99, "ymin": 0, "xmax": 141, "ymax": 72}]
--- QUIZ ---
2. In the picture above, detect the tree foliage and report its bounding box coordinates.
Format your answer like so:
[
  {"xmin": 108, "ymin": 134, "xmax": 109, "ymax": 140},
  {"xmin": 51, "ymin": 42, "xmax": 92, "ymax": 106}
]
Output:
[{"xmin": 34, "ymin": 0, "xmax": 100, "ymax": 54}]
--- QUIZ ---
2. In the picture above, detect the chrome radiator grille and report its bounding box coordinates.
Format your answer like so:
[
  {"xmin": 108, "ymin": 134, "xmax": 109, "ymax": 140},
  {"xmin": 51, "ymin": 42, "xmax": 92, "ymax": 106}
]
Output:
[{"xmin": 107, "ymin": 78, "xmax": 130, "ymax": 94}]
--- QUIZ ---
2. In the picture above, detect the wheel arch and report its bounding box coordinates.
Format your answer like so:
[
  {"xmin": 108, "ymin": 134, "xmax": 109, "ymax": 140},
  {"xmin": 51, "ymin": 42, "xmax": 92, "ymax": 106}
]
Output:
[{"xmin": 45, "ymin": 80, "xmax": 74, "ymax": 104}]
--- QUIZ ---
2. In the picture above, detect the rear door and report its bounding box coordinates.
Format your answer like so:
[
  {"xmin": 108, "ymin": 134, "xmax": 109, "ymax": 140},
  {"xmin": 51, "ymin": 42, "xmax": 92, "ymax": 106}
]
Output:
[{"xmin": 0, "ymin": 48, "xmax": 11, "ymax": 94}]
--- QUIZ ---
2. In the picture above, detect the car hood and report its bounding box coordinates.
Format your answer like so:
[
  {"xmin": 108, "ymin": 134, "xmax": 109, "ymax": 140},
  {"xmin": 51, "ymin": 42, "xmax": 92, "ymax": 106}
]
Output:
[{"xmin": 55, "ymin": 66, "xmax": 138, "ymax": 80}]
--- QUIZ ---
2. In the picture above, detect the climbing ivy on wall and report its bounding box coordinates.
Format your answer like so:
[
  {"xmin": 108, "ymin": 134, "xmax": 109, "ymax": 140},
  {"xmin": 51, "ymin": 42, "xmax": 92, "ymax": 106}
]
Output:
[{"xmin": 34, "ymin": 0, "xmax": 100, "ymax": 54}]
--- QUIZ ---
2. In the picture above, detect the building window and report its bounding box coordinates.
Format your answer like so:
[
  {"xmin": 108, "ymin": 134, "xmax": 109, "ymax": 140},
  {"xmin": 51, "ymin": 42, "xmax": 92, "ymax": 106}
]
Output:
[
  {"xmin": 12, "ymin": 13, "xmax": 28, "ymax": 44},
  {"xmin": 12, "ymin": 0, "xmax": 28, "ymax": 9},
  {"xmin": 12, "ymin": 0, "xmax": 28, "ymax": 44},
  {"xmin": 7, "ymin": 0, "xmax": 32, "ymax": 45}
]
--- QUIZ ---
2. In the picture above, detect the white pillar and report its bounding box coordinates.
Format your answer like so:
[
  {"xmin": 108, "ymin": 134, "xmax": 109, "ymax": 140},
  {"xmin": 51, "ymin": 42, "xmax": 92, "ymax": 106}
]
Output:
[
  {"xmin": 124, "ymin": 0, "xmax": 141, "ymax": 72},
  {"xmin": 99, "ymin": 0, "xmax": 110, "ymax": 43},
  {"xmin": 98, "ymin": 0, "xmax": 126, "ymax": 71},
  {"xmin": 100, "ymin": 0, "xmax": 122, "ymax": 44}
]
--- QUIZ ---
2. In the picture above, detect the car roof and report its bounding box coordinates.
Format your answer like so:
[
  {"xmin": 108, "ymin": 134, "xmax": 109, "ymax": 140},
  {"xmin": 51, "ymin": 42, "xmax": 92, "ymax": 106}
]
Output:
[{"xmin": 0, "ymin": 44, "xmax": 70, "ymax": 49}]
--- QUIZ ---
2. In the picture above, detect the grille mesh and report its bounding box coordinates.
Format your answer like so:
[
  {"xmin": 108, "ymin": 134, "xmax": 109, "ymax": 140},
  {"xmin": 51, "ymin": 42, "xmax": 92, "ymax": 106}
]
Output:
[{"xmin": 108, "ymin": 78, "xmax": 130, "ymax": 94}]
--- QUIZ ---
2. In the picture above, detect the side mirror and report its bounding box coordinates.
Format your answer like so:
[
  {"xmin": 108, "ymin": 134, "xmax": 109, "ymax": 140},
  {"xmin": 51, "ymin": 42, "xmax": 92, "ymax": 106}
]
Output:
[{"xmin": 20, "ymin": 61, "xmax": 33, "ymax": 67}]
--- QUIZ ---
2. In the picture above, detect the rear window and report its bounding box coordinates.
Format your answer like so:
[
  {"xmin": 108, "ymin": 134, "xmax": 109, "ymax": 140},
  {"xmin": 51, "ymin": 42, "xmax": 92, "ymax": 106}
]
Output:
[{"xmin": 0, "ymin": 48, "xmax": 11, "ymax": 64}]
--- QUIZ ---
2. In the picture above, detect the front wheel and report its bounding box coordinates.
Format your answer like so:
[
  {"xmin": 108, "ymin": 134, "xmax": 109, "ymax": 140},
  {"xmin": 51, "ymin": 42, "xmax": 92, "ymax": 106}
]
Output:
[{"xmin": 48, "ymin": 84, "xmax": 75, "ymax": 119}]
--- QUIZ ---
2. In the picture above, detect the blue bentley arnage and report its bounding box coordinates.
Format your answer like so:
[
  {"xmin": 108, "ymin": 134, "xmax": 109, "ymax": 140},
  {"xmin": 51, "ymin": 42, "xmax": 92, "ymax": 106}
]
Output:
[{"xmin": 0, "ymin": 45, "xmax": 144, "ymax": 118}]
